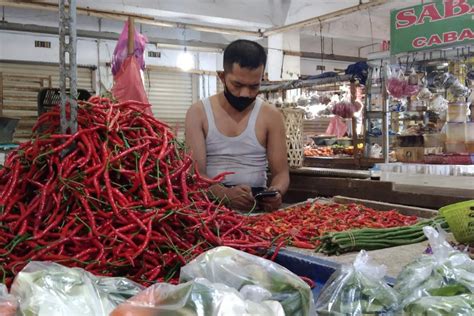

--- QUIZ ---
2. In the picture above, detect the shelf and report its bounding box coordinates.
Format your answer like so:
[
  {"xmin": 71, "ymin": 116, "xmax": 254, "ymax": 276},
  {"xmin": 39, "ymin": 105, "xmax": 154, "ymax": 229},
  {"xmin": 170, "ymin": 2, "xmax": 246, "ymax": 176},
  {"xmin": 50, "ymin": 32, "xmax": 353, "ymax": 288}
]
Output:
[
  {"xmin": 366, "ymin": 111, "xmax": 387, "ymax": 116},
  {"xmin": 396, "ymin": 118, "xmax": 424, "ymax": 121}
]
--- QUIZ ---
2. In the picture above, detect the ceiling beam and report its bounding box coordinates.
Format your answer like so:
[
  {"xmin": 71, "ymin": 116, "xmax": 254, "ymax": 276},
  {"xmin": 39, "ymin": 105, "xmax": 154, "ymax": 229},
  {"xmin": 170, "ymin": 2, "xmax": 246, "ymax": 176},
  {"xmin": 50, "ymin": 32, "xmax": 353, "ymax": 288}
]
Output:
[
  {"xmin": 285, "ymin": 50, "xmax": 365, "ymax": 63},
  {"xmin": 0, "ymin": 21, "xmax": 228, "ymax": 50},
  {"xmin": 0, "ymin": 0, "xmax": 263, "ymax": 37},
  {"xmin": 0, "ymin": 21, "xmax": 365, "ymax": 63},
  {"xmin": 263, "ymin": 0, "xmax": 389, "ymax": 37}
]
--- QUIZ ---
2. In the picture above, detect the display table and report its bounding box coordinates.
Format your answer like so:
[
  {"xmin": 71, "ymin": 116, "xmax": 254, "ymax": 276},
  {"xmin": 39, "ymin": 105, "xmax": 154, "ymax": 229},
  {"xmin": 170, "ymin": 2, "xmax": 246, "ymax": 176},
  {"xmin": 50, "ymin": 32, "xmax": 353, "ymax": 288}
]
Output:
[
  {"xmin": 285, "ymin": 167, "xmax": 471, "ymax": 209},
  {"xmin": 288, "ymin": 242, "xmax": 428, "ymax": 279}
]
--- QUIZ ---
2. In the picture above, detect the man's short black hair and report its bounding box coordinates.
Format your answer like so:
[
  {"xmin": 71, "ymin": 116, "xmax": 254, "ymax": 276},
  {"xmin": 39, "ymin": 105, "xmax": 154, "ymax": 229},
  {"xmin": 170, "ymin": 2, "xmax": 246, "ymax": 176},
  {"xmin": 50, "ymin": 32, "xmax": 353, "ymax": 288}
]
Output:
[{"xmin": 223, "ymin": 40, "xmax": 267, "ymax": 72}]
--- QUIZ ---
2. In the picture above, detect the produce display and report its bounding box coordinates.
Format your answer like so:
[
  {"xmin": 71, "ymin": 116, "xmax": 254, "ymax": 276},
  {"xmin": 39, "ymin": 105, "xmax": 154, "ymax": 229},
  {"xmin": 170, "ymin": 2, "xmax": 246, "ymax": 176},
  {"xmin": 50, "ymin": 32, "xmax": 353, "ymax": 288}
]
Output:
[
  {"xmin": 317, "ymin": 216, "xmax": 448, "ymax": 255},
  {"xmin": 1, "ymin": 247, "xmax": 312, "ymax": 316},
  {"xmin": 394, "ymin": 227, "xmax": 474, "ymax": 310},
  {"xmin": 315, "ymin": 250, "xmax": 399, "ymax": 316},
  {"xmin": 112, "ymin": 246, "xmax": 314, "ymax": 316},
  {"xmin": 0, "ymin": 97, "xmax": 271, "ymax": 286},
  {"xmin": 313, "ymin": 226, "xmax": 474, "ymax": 316},
  {"xmin": 304, "ymin": 145, "xmax": 354, "ymax": 157},
  {"xmin": 10, "ymin": 261, "xmax": 143, "ymax": 316},
  {"xmin": 403, "ymin": 294, "xmax": 474, "ymax": 315},
  {"xmin": 179, "ymin": 246, "xmax": 314, "ymax": 316},
  {"xmin": 1, "ymin": 96, "xmax": 466, "ymax": 316},
  {"xmin": 248, "ymin": 202, "xmax": 418, "ymax": 250},
  {"xmin": 111, "ymin": 278, "xmax": 285, "ymax": 316},
  {"xmin": 303, "ymin": 146, "xmax": 333, "ymax": 157}
]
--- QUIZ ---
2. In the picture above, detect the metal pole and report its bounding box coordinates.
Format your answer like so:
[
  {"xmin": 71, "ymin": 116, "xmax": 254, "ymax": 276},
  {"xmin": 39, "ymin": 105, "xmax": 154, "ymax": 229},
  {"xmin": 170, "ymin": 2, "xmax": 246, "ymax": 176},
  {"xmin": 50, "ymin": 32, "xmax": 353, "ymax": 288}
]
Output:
[
  {"xmin": 59, "ymin": 0, "xmax": 78, "ymax": 134},
  {"xmin": 382, "ymin": 75, "xmax": 390, "ymax": 163}
]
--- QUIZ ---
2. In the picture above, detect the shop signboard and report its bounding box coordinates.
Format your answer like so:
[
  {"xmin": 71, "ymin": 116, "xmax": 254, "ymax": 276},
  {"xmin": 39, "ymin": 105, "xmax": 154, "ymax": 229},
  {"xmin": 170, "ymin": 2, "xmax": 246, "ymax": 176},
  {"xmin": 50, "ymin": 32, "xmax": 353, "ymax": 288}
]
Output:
[{"xmin": 390, "ymin": 0, "xmax": 474, "ymax": 54}]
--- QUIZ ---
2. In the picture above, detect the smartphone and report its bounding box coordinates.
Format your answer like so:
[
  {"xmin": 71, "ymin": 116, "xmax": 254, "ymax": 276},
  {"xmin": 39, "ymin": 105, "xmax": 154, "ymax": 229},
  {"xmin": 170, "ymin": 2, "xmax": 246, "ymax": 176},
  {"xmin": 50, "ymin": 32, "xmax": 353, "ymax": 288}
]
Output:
[{"xmin": 254, "ymin": 190, "xmax": 278, "ymax": 200}]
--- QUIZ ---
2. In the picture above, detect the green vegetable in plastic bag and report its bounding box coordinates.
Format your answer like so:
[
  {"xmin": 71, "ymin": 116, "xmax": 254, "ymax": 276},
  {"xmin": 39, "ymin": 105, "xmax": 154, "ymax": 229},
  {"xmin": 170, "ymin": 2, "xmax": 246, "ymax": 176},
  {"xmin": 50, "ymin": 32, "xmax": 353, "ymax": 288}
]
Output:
[
  {"xmin": 179, "ymin": 246, "xmax": 314, "ymax": 316},
  {"xmin": 394, "ymin": 227, "xmax": 474, "ymax": 309},
  {"xmin": 315, "ymin": 250, "xmax": 399, "ymax": 316},
  {"xmin": 11, "ymin": 261, "xmax": 144, "ymax": 316},
  {"xmin": 403, "ymin": 294, "xmax": 474, "ymax": 316},
  {"xmin": 111, "ymin": 278, "xmax": 285, "ymax": 316}
]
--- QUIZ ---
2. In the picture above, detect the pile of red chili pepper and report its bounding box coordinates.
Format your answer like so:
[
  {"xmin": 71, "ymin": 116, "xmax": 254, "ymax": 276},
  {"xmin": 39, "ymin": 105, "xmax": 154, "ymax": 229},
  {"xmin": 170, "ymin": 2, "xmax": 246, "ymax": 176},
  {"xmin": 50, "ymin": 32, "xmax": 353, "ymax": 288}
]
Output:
[
  {"xmin": 248, "ymin": 201, "xmax": 418, "ymax": 250},
  {"xmin": 0, "ymin": 97, "xmax": 271, "ymax": 286}
]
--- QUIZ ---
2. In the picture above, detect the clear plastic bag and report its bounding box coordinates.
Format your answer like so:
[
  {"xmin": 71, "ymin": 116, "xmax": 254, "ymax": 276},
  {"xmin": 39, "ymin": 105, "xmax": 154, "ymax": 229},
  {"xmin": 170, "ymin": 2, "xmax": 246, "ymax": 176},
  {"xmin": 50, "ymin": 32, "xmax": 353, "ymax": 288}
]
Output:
[
  {"xmin": 111, "ymin": 21, "xmax": 147, "ymax": 76},
  {"xmin": 0, "ymin": 284, "xmax": 18, "ymax": 316},
  {"xmin": 403, "ymin": 294, "xmax": 474, "ymax": 315},
  {"xmin": 394, "ymin": 226, "xmax": 474, "ymax": 309},
  {"xmin": 110, "ymin": 278, "xmax": 285, "ymax": 316},
  {"xmin": 179, "ymin": 246, "xmax": 314, "ymax": 316},
  {"xmin": 10, "ymin": 261, "xmax": 144, "ymax": 316},
  {"xmin": 315, "ymin": 250, "xmax": 399, "ymax": 316}
]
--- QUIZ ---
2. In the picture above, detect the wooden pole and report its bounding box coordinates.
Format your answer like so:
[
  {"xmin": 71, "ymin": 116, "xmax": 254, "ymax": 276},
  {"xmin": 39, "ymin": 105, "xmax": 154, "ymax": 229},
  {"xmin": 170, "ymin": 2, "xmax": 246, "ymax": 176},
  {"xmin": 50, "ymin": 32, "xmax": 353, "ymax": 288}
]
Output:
[{"xmin": 127, "ymin": 17, "xmax": 135, "ymax": 56}]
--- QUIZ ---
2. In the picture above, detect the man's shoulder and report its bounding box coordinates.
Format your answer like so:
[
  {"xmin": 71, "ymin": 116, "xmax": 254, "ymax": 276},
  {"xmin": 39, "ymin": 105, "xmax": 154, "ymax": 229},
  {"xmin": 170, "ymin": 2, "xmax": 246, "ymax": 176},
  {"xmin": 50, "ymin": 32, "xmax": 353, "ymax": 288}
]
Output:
[
  {"xmin": 187, "ymin": 99, "xmax": 205, "ymax": 115},
  {"xmin": 260, "ymin": 101, "xmax": 283, "ymax": 118}
]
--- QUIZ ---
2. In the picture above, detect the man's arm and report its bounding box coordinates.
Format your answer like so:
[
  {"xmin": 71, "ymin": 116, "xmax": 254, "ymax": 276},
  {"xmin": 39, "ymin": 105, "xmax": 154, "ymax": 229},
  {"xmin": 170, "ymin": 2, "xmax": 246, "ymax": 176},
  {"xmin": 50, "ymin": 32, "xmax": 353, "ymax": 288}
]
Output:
[
  {"xmin": 266, "ymin": 106, "xmax": 290, "ymax": 195},
  {"xmin": 257, "ymin": 105, "xmax": 289, "ymax": 212},
  {"xmin": 185, "ymin": 102, "xmax": 207, "ymax": 175}
]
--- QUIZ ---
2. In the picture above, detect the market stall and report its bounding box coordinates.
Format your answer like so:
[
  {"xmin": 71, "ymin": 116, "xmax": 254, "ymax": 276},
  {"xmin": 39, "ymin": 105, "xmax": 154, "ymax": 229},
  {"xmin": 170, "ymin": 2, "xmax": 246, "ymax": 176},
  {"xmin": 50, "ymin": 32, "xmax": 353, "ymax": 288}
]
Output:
[
  {"xmin": 260, "ymin": 74, "xmax": 368, "ymax": 170},
  {"xmin": 1, "ymin": 0, "xmax": 474, "ymax": 315}
]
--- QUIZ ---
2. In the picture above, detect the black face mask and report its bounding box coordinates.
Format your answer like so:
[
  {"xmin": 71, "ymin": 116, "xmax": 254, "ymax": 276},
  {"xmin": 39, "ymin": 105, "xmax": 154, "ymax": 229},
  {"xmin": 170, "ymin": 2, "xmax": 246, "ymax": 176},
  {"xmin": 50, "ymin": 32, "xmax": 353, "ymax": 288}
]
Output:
[{"xmin": 223, "ymin": 84, "xmax": 256, "ymax": 112}]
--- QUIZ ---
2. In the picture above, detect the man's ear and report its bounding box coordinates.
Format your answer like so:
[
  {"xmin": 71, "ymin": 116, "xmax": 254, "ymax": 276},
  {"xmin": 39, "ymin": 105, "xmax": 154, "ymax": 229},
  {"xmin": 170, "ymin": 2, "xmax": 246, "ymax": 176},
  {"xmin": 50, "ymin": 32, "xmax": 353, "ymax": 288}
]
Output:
[{"xmin": 217, "ymin": 71, "xmax": 225, "ymax": 83}]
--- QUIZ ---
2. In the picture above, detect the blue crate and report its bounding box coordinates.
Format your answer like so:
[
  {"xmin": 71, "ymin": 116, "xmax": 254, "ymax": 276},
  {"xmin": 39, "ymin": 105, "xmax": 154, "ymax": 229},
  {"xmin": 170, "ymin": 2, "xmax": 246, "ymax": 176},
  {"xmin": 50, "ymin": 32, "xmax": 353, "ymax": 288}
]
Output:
[{"xmin": 275, "ymin": 248, "xmax": 396, "ymax": 301}]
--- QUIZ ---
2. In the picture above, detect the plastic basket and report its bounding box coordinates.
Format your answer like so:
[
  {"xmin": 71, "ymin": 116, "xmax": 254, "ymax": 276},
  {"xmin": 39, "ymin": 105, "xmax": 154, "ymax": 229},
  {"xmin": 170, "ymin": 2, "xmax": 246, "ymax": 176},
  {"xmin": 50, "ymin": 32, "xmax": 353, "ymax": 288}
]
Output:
[{"xmin": 439, "ymin": 200, "xmax": 474, "ymax": 244}]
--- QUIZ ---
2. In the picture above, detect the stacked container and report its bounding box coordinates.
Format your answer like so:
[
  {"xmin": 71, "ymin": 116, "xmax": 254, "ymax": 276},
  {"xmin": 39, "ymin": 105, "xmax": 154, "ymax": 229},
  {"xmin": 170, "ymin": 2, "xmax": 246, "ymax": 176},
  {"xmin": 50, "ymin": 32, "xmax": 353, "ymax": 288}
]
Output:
[{"xmin": 445, "ymin": 101, "xmax": 468, "ymax": 153}]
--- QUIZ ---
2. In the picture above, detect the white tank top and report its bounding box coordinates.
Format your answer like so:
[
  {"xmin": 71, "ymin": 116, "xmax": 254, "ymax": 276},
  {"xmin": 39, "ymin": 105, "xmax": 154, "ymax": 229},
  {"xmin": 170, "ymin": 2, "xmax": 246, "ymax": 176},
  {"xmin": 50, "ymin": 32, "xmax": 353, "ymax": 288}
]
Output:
[{"xmin": 203, "ymin": 97, "xmax": 268, "ymax": 188}]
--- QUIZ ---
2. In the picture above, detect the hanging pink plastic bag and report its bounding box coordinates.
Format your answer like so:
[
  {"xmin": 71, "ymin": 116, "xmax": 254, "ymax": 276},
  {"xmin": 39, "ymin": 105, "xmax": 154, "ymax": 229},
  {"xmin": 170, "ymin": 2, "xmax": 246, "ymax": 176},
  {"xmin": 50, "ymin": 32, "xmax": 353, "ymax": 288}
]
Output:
[
  {"xmin": 111, "ymin": 55, "xmax": 152, "ymax": 115},
  {"xmin": 325, "ymin": 116, "xmax": 347, "ymax": 138},
  {"xmin": 332, "ymin": 101, "xmax": 356, "ymax": 119},
  {"xmin": 112, "ymin": 21, "xmax": 147, "ymax": 76},
  {"xmin": 386, "ymin": 66, "xmax": 419, "ymax": 99}
]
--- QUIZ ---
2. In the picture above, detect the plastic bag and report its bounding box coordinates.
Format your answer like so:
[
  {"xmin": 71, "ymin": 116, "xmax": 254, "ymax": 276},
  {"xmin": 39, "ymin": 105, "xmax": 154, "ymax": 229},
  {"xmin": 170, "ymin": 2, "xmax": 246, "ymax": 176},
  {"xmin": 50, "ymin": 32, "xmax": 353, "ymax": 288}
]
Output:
[
  {"xmin": 385, "ymin": 65, "xmax": 419, "ymax": 99},
  {"xmin": 403, "ymin": 294, "xmax": 474, "ymax": 315},
  {"xmin": 394, "ymin": 226, "xmax": 474, "ymax": 309},
  {"xmin": 315, "ymin": 250, "xmax": 399, "ymax": 316},
  {"xmin": 369, "ymin": 143, "xmax": 383, "ymax": 159},
  {"xmin": 0, "ymin": 284, "xmax": 18, "ymax": 316},
  {"xmin": 11, "ymin": 261, "xmax": 144, "ymax": 316},
  {"xmin": 112, "ymin": 21, "xmax": 147, "ymax": 76},
  {"xmin": 111, "ymin": 55, "xmax": 152, "ymax": 114},
  {"xmin": 332, "ymin": 101, "xmax": 356, "ymax": 119},
  {"xmin": 111, "ymin": 278, "xmax": 285, "ymax": 316},
  {"xmin": 325, "ymin": 116, "xmax": 347, "ymax": 138},
  {"xmin": 179, "ymin": 246, "xmax": 315, "ymax": 316}
]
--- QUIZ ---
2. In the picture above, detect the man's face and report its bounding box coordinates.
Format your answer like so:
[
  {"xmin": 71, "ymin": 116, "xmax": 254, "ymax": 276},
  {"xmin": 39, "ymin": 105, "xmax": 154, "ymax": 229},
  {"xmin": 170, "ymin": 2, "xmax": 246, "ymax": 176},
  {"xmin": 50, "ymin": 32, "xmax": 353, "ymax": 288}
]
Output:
[{"xmin": 219, "ymin": 63, "xmax": 264, "ymax": 98}]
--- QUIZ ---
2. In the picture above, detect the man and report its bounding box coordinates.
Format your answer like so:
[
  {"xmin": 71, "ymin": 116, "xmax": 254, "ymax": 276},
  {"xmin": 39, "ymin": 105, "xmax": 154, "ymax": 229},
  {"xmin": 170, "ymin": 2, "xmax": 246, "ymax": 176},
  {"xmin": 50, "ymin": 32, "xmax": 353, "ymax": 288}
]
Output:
[{"xmin": 185, "ymin": 39, "xmax": 289, "ymax": 212}]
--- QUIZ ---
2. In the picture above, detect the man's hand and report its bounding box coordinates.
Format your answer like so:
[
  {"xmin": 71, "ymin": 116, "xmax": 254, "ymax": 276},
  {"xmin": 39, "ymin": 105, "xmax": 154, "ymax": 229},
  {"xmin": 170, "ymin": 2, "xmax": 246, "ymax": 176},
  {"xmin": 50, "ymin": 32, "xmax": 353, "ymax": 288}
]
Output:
[
  {"xmin": 225, "ymin": 185, "xmax": 256, "ymax": 212},
  {"xmin": 209, "ymin": 184, "xmax": 256, "ymax": 212},
  {"xmin": 257, "ymin": 188, "xmax": 282, "ymax": 212}
]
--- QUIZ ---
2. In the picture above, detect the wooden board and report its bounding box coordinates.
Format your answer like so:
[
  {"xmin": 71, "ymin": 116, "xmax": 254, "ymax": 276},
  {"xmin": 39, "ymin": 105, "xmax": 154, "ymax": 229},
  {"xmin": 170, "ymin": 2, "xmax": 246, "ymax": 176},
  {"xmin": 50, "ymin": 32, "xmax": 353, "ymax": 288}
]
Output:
[{"xmin": 285, "ymin": 172, "xmax": 469, "ymax": 209}]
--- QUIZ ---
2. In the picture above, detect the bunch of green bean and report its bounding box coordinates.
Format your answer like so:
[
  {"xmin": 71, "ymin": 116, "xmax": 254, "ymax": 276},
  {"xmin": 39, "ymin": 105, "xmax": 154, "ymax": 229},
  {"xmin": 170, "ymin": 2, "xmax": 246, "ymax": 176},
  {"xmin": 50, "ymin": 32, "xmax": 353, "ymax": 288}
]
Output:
[{"xmin": 316, "ymin": 216, "xmax": 448, "ymax": 255}]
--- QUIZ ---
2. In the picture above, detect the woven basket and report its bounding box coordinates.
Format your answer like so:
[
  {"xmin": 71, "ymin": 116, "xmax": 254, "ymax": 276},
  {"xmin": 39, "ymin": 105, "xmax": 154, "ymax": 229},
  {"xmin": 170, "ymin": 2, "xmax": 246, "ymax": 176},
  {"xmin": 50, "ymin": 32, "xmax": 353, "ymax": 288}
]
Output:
[
  {"xmin": 280, "ymin": 108, "xmax": 305, "ymax": 168},
  {"xmin": 439, "ymin": 200, "xmax": 474, "ymax": 244}
]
